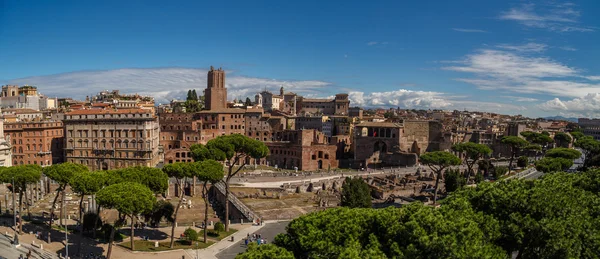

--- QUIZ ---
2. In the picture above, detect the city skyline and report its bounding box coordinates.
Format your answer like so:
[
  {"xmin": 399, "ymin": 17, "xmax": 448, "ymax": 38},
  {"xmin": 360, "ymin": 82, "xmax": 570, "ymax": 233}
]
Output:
[{"xmin": 2, "ymin": 0, "xmax": 600, "ymax": 118}]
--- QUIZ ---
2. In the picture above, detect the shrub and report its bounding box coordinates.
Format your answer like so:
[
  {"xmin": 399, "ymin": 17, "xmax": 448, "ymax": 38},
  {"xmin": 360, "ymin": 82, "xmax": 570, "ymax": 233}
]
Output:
[
  {"xmin": 183, "ymin": 228, "xmax": 198, "ymax": 244},
  {"xmin": 517, "ymin": 156, "xmax": 528, "ymax": 168},
  {"xmin": 207, "ymin": 230, "xmax": 219, "ymax": 237},
  {"xmin": 494, "ymin": 166, "xmax": 509, "ymax": 180},
  {"xmin": 444, "ymin": 168, "xmax": 465, "ymax": 193},
  {"xmin": 214, "ymin": 222, "xmax": 225, "ymax": 234}
]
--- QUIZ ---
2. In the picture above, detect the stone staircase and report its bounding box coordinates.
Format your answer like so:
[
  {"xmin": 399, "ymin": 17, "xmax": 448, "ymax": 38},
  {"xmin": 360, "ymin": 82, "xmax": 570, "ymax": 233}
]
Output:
[{"xmin": 213, "ymin": 181, "xmax": 260, "ymax": 222}]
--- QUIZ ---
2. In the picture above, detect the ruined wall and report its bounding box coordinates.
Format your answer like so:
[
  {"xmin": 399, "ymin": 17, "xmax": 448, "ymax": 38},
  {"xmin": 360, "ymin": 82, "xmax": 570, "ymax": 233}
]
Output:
[{"xmin": 400, "ymin": 121, "xmax": 443, "ymax": 154}]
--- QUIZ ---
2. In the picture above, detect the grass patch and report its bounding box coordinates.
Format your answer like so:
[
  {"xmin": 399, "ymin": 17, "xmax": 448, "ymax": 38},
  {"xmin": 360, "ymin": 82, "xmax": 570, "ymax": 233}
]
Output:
[
  {"xmin": 200, "ymin": 228, "xmax": 238, "ymax": 241},
  {"xmin": 118, "ymin": 239, "xmax": 214, "ymax": 251}
]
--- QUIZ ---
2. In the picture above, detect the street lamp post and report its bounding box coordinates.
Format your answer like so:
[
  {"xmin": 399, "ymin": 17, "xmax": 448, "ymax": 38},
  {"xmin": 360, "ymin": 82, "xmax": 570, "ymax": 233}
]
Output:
[
  {"xmin": 12, "ymin": 177, "xmax": 19, "ymax": 246},
  {"xmin": 196, "ymin": 242, "xmax": 199, "ymax": 259},
  {"xmin": 63, "ymin": 191, "xmax": 68, "ymax": 259}
]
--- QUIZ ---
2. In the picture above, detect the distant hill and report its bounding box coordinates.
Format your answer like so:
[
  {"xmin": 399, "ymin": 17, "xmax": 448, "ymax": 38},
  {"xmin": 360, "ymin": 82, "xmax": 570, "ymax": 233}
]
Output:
[{"xmin": 543, "ymin": 116, "xmax": 578, "ymax": 123}]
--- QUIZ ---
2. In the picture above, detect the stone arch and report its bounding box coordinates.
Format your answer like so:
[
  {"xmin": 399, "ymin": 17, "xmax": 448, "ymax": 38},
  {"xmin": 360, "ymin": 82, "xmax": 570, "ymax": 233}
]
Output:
[{"xmin": 373, "ymin": 141, "xmax": 387, "ymax": 153}]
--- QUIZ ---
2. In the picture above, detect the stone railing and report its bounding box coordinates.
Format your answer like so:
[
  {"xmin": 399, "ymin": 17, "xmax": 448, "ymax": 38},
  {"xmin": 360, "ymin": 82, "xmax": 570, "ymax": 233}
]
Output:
[{"xmin": 213, "ymin": 181, "xmax": 260, "ymax": 222}]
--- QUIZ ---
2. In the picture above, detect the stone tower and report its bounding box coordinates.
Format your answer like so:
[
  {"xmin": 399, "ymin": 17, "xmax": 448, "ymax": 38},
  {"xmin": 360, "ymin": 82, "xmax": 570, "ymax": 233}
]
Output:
[{"xmin": 205, "ymin": 66, "xmax": 227, "ymax": 110}]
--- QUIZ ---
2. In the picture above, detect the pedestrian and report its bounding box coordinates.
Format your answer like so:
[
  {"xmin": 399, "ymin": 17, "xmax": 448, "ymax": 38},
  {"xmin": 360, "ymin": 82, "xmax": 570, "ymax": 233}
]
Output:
[
  {"xmin": 258, "ymin": 234, "xmax": 261, "ymax": 239},
  {"xmin": 245, "ymin": 238, "xmax": 249, "ymax": 246}
]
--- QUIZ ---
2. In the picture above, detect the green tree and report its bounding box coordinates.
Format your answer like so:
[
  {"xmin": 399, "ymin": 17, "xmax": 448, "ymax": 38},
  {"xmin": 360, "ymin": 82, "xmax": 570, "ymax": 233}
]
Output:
[
  {"xmin": 451, "ymin": 142, "xmax": 492, "ymax": 181},
  {"xmin": 545, "ymin": 147, "xmax": 582, "ymax": 160},
  {"xmin": 96, "ymin": 182, "xmax": 154, "ymax": 258},
  {"xmin": 162, "ymin": 162, "xmax": 194, "ymax": 248},
  {"xmin": 501, "ymin": 136, "xmax": 529, "ymax": 171},
  {"xmin": 42, "ymin": 162, "xmax": 88, "ymax": 237},
  {"xmin": 214, "ymin": 221, "xmax": 225, "ymax": 234},
  {"xmin": 271, "ymin": 205, "xmax": 504, "ymax": 258},
  {"xmin": 183, "ymin": 228, "xmax": 198, "ymax": 245},
  {"xmin": 554, "ymin": 132, "xmax": 572, "ymax": 148},
  {"xmin": 236, "ymin": 243, "xmax": 295, "ymax": 259},
  {"xmin": 570, "ymin": 131, "xmax": 584, "ymax": 141},
  {"xmin": 535, "ymin": 157, "xmax": 573, "ymax": 173},
  {"xmin": 520, "ymin": 131, "xmax": 554, "ymax": 147},
  {"xmin": 0, "ymin": 165, "xmax": 42, "ymax": 234},
  {"xmin": 70, "ymin": 171, "xmax": 105, "ymax": 256},
  {"xmin": 340, "ymin": 177, "xmax": 372, "ymax": 208},
  {"xmin": 143, "ymin": 200, "xmax": 174, "ymax": 228},
  {"xmin": 574, "ymin": 136, "xmax": 600, "ymax": 168},
  {"xmin": 446, "ymin": 172, "xmax": 600, "ymax": 258},
  {"xmin": 517, "ymin": 156, "xmax": 528, "ymax": 168},
  {"xmin": 244, "ymin": 97, "xmax": 252, "ymax": 106},
  {"xmin": 203, "ymin": 134, "xmax": 269, "ymax": 231},
  {"xmin": 493, "ymin": 166, "xmax": 508, "ymax": 180},
  {"xmin": 420, "ymin": 151, "xmax": 461, "ymax": 204},
  {"xmin": 477, "ymin": 159, "xmax": 494, "ymax": 177},
  {"xmin": 193, "ymin": 160, "xmax": 224, "ymax": 243},
  {"xmin": 444, "ymin": 168, "xmax": 466, "ymax": 192},
  {"xmin": 106, "ymin": 166, "xmax": 168, "ymax": 194},
  {"xmin": 192, "ymin": 89, "xmax": 198, "ymax": 101}
]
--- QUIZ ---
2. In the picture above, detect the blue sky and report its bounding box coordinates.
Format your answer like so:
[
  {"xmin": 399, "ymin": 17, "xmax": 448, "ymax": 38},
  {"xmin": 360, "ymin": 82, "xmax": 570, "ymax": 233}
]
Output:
[{"xmin": 1, "ymin": 0, "xmax": 600, "ymax": 118}]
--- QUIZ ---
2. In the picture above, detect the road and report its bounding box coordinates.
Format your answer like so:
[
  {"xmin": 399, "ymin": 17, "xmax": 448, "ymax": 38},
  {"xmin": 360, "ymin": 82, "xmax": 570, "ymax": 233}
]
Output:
[
  {"xmin": 215, "ymin": 221, "xmax": 289, "ymax": 259},
  {"xmin": 234, "ymin": 162, "xmax": 510, "ymax": 188}
]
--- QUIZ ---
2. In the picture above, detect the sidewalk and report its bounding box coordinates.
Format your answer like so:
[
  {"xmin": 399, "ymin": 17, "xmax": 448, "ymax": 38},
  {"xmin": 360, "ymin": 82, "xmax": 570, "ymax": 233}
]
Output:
[{"xmin": 190, "ymin": 222, "xmax": 270, "ymax": 259}]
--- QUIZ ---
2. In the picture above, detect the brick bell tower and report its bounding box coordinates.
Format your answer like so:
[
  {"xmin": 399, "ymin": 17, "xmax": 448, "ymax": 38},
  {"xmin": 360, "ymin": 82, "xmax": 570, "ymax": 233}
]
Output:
[{"xmin": 205, "ymin": 66, "xmax": 227, "ymax": 110}]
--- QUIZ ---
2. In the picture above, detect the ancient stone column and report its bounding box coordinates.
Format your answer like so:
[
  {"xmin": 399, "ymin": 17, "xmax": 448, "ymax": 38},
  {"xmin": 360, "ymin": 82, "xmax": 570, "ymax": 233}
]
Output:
[{"xmin": 87, "ymin": 196, "xmax": 93, "ymax": 214}]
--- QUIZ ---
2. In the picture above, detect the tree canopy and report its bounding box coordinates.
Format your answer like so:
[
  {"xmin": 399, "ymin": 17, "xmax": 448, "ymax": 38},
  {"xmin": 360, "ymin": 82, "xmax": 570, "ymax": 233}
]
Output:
[
  {"xmin": 554, "ymin": 132, "xmax": 572, "ymax": 148},
  {"xmin": 501, "ymin": 136, "xmax": 530, "ymax": 170},
  {"xmin": 545, "ymin": 148, "xmax": 582, "ymax": 160},
  {"xmin": 107, "ymin": 166, "xmax": 168, "ymax": 194},
  {"xmin": 535, "ymin": 157, "xmax": 573, "ymax": 173},
  {"xmin": 420, "ymin": 151, "xmax": 461, "ymax": 203},
  {"xmin": 203, "ymin": 134, "xmax": 269, "ymax": 231},
  {"xmin": 445, "ymin": 172, "xmax": 600, "ymax": 258},
  {"xmin": 575, "ymin": 136, "xmax": 600, "ymax": 168},
  {"xmin": 520, "ymin": 131, "xmax": 554, "ymax": 146},
  {"xmin": 270, "ymin": 205, "xmax": 504, "ymax": 258},
  {"xmin": 235, "ymin": 170, "xmax": 600, "ymax": 259},
  {"xmin": 236, "ymin": 243, "xmax": 295, "ymax": 259},
  {"xmin": 42, "ymin": 162, "xmax": 88, "ymax": 186},
  {"xmin": 96, "ymin": 182, "xmax": 155, "ymax": 217},
  {"xmin": 420, "ymin": 151, "xmax": 462, "ymax": 172},
  {"xmin": 340, "ymin": 177, "xmax": 372, "ymax": 208},
  {"xmin": 451, "ymin": 142, "xmax": 491, "ymax": 178}
]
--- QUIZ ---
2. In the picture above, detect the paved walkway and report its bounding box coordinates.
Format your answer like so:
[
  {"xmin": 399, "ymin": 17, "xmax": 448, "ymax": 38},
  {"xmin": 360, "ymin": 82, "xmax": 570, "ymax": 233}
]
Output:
[
  {"xmin": 216, "ymin": 221, "xmax": 289, "ymax": 259},
  {"xmin": 238, "ymin": 167, "xmax": 417, "ymax": 188},
  {"xmin": 190, "ymin": 221, "xmax": 276, "ymax": 259}
]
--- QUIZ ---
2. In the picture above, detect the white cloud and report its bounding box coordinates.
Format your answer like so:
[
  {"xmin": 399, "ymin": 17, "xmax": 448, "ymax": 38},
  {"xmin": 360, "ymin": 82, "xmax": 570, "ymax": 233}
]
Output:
[
  {"xmin": 348, "ymin": 89, "xmax": 524, "ymax": 114},
  {"xmin": 6, "ymin": 67, "xmax": 332, "ymax": 104},
  {"xmin": 452, "ymin": 28, "xmax": 488, "ymax": 33},
  {"xmin": 585, "ymin": 76, "xmax": 600, "ymax": 81},
  {"xmin": 445, "ymin": 49, "xmax": 577, "ymax": 79},
  {"xmin": 499, "ymin": 3, "xmax": 594, "ymax": 32},
  {"xmin": 560, "ymin": 46, "xmax": 578, "ymax": 51},
  {"xmin": 367, "ymin": 41, "xmax": 378, "ymax": 46},
  {"xmin": 539, "ymin": 94, "xmax": 600, "ymax": 118},
  {"xmin": 443, "ymin": 49, "xmax": 600, "ymax": 98},
  {"xmin": 496, "ymin": 42, "xmax": 547, "ymax": 52},
  {"xmin": 501, "ymin": 96, "xmax": 539, "ymax": 102}
]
